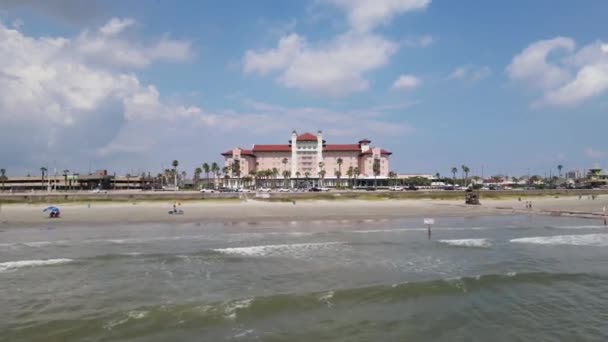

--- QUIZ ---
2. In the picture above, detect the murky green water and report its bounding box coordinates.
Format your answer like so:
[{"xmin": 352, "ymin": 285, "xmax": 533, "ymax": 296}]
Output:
[{"xmin": 2, "ymin": 215, "xmax": 608, "ymax": 341}]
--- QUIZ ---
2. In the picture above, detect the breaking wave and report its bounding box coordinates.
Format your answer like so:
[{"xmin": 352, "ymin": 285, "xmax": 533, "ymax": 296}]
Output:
[
  {"xmin": 438, "ymin": 239, "xmax": 493, "ymax": 248},
  {"xmin": 511, "ymin": 233, "xmax": 608, "ymax": 247},
  {"xmin": 0, "ymin": 258, "xmax": 73, "ymax": 273},
  {"xmin": 213, "ymin": 242, "xmax": 345, "ymax": 257}
]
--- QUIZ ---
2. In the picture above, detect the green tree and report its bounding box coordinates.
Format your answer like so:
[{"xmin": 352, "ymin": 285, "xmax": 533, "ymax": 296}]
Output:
[
  {"xmin": 461, "ymin": 165, "xmax": 470, "ymax": 186},
  {"xmin": 171, "ymin": 160, "xmax": 179, "ymax": 189},
  {"xmin": 211, "ymin": 162, "xmax": 220, "ymax": 188},
  {"xmin": 346, "ymin": 166, "xmax": 354, "ymax": 188},
  {"xmin": 282, "ymin": 170, "xmax": 290, "ymax": 187},
  {"xmin": 334, "ymin": 169, "xmax": 341, "ymax": 187},
  {"xmin": 336, "ymin": 158, "xmax": 343, "ymax": 187},
  {"xmin": 282, "ymin": 158, "xmax": 288, "ymax": 174},
  {"xmin": 372, "ymin": 159, "xmax": 381, "ymax": 188},
  {"xmin": 451, "ymin": 167, "xmax": 458, "ymax": 185},
  {"xmin": 194, "ymin": 167, "xmax": 202, "ymax": 188},
  {"xmin": 202, "ymin": 163, "xmax": 210, "ymax": 188},
  {"xmin": 388, "ymin": 171, "xmax": 397, "ymax": 186},
  {"xmin": 353, "ymin": 167, "xmax": 359, "ymax": 188},
  {"xmin": 272, "ymin": 168, "xmax": 279, "ymax": 188}
]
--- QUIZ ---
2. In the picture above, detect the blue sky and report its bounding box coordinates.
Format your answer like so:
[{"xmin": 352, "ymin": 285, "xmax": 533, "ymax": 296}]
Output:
[{"xmin": 1, "ymin": 0, "xmax": 607, "ymax": 178}]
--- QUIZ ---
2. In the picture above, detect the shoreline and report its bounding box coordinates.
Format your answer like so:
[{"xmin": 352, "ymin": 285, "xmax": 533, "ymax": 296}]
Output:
[{"xmin": 1, "ymin": 195, "xmax": 607, "ymax": 228}]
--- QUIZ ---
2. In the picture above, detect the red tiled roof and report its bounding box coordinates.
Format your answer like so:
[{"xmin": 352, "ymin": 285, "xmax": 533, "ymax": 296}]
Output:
[
  {"xmin": 297, "ymin": 132, "xmax": 317, "ymax": 141},
  {"xmin": 252, "ymin": 144, "xmax": 291, "ymax": 152},
  {"xmin": 324, "ymin": 144, "xmax": 361, "ymax": 152}
]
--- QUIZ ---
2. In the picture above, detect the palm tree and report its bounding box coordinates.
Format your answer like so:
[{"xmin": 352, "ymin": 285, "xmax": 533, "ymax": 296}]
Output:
[
  {"xmin": 346, "ymin": 166, "xmax": 354, "ymax": 188},
  {"xmin": 40, "ymin": 167, "xmax": 47, "ymax": 191},
  {"xmin": 318, "ymin": 162, "xmax": 325, "ymax": 186},
  {"xmin": 210, "ymin": 162, "xmax": 219, "ymax": 188},
  {"xmin": 461, "ymin": 165, "xmax": 470, "ymax": 186},
  {"xmin": 557, "ymin": 164, "xmax": 563, "ymax": 178},
  {"xmin": 334, "ymin": 169, "xmax": 341, "ymax": 188},
  {"xmin": 0, "ymin": 168, "xmax": 6, "ymax": 191},
  {"xmin": 272, "ymin": 168, "xmax": 279, "ymax": 188},
  {"xmin": 202, "ymin": 163, "xmax": 210, "ymax": 188},
  {"xmin": 221, "ymin": 166, "xmax": 228, "ymax": 187},
  {"xmin": 388, "ymin": 171, "xmax": 397, "ymax": 186},
  {"xmin": 282, "ymin": 170, "xmax": 290, "ymax": 188},
  {"xmin": 296, "ymin": 171, "xmax": 301, "ymax": 188},
  {"xmin": 194, "ymin": 167, "xmax": 202, "ymax": 188},
  {"xmin": 62, "ymin": 169, "xmax": 70, "ymax": 191},
  {"xmin": 372, "ymin": 159, "xmax": 381, "ymax": 188},
  {"xmin": 304, "ymin": 171, "xmax": 311, "ymax": 187},
  {"xmin": 451, "ymin": 167, "xmax": 458, "ymax": 185},
  {"xmin": 336, "ymin": 158, "xmax": 343, "ymax": 187},
  {"xmin": 353, "ymin": 167, "xmax": 360, "ymax": 188},
  {"xmin": 171, "ymin": 160, "xmax": 179, "ymax": 189},
  {"xmin": 282, "ymin": 158, "xmax": 288, "ymax": 175}
]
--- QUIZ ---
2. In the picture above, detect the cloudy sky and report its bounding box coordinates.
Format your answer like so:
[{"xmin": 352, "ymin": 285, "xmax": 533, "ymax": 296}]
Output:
[{"xmin": 1, "ymin": 0, "xmax": 607, "ymax": 177}]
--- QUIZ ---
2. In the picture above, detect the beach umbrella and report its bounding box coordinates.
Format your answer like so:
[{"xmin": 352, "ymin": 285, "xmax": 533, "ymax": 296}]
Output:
[{"xmin": 43, "ymin": 206, "xmax": 60, "ymax": 213}]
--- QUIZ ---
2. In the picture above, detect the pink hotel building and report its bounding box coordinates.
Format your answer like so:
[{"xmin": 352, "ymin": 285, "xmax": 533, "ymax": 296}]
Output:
[{"xmin": 221, "ymin": 131, "xmax": 392, "ymax": 188}]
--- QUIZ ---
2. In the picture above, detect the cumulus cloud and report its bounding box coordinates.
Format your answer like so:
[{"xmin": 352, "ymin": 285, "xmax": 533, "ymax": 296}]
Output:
[
  {"xmin": 326, "ymin": 0, "xmax": 431, "ymax": 33},
  {"xmin": 0, "ymin": 18, "xmax": 198, "ymax": 170},
  {"xmin": 243, "ymin": 0, "xmax": 430, "ymax": 96},
  {"xmin": 448, "ymin": 65, "xmax": 491, "ymax": 81},
  {"xmin": 392, "ymin": 74, "xmax": 421, "ymax": 91},
  {"xmin": 244, "ymin": 32, "xmax": 397, "ymax": 96},
  {"xmin": 507, "ymin": 37, "xmax": 608, "ymax": 107}
]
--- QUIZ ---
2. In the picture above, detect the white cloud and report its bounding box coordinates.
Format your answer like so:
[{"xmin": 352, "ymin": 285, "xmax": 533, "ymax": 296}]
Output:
[
  {"xmin": 448, "ymin": 65, "xmax": 492, "ymax": 81},
  {"xmin": 244, "ymin": 32, "xmax": 397, "ymax": 96},
  {"xmin": 508, "ymin": 37, "xmax": 608, "ymax": 107},
  {"xmin": 507, "ymin": 37, "xmax": 575, "ymax": 90},
  {"xmin": 0, "ymin": 18, "xmax": 200, "ymax": 169},
  {"xmin": 392, "ymin": 74, "xmax": 421, "ymax": 91},
  {"xmin": 99, "ymin": 17, "xmax": 135, "ymax": 36},
  {"xmin": 243, "ymin": 34, "xmax": 303, "ymax": 75},
  {"xmin": 448, "ymin": 65, "xmax": 491, "ymax": 81},
  {"xmin": 326, "ymin": 0, "xmax": 431, "ymax": 32},
  {"xmin": 584, "ymin": 147, "xmax": 605, "ymax": 159}
]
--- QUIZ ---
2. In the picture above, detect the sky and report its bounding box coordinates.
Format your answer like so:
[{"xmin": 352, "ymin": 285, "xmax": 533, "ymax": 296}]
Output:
[{"xmin": 1, "ymin": 0, "xmax": 607, "ymax": 178}]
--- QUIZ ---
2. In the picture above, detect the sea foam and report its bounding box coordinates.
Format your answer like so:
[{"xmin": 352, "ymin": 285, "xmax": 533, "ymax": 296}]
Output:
[
  {"xmin": 438, "ymin": 239, "xmax": 493, "ymax": 248},
  {"xmin": 213, "ymin": 242, "xmax": 344, "ymax": 257},
  {"xmin": 0, "ymin": 258, "xmax": 73, "ymax": 273},
  {"xmin": 510, "ymin": 233, "xmax": 608, "ymax": 247}
]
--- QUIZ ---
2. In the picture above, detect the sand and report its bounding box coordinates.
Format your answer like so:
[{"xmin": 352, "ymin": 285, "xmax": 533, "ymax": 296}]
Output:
[{"xmin": 1, "ymin": 195, "xmax": 607, "ymax": 228}]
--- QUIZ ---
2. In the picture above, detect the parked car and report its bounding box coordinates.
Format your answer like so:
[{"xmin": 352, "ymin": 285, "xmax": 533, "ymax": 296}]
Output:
[
  {"xmin": 200, "ymin": 188, "xmax": 216, "ymax": 193},
  {"xmin": 236, "ymin": 188, "xmax": 252, "ymax": 193},
  {"xmin": 217, "ymin": 187, "xmax": 234, "ymax": 192},
  {"xmin": 406, "ymin": 185, "xmax": 418, "ymax": 191},
  {"xmin": 388, "ymin": 186, "xmax": 404, "ymax": 191},
  {"xmin": 308, "ymin": 187, "xmax": 322, "ymax": 192},
  {"xmin": 257, "ymin": 187, "xmax": 271, "ymax": 192},
  {"xmin": 318, "ymin": 187, "xmax": 331, "ymax": 192},
  {"xmin": 91, "ymin": 188, "xmax": 108, "ymax": 194},
  {"xmin": 278, "ymin": 188, "xmax": 292, "ymax": 192}
]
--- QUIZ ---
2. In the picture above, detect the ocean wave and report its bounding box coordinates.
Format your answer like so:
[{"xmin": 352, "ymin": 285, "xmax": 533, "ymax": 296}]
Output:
[
  {"xmin": 438, "ymin": 239, "xmax": 493, "ymax": 248},
  {"xmin": 351, "ymin": 227, "xmax": 488, "ymax": 234},
  {"xmin": 510, "ymin": 233, "xmax": 608, "ymax": 247},
  {"xmin": 213, "ymin": 242, "xmax": 344, "ymax": 257},
  {"xmin": 0, "ymin": 258, "xmax": 73, "ymax": 273}
]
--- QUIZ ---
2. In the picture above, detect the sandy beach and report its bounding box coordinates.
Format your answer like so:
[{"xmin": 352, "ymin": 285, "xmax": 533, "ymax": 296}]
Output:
[{"xmin": 2, "ymin": 195, "xmax": 607, "ymax": 228}]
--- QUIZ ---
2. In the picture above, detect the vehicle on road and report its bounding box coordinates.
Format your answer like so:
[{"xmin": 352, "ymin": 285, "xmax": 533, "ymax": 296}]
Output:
[
  {"xmin": 200, "ymin": 188, "xmax": 216, "ymax": 193},
  {"xmin": 278, "ymin": 188, "xmax": 291, "ymax": 192},
  {"xmin": 257, "ymin": 187, "xmax": 271, "ymax": 192},
  {"xmin": 236, "ymin": 188, "xmax": 252, "ymax": 193},
  {"xmin": 318, "ymin": 187, "xmax": 330, "ymax": 192},
  {"xmin": 388, "ymin": 186, "xmax": 404, "ymax": 191},
  {"xmin": 308, "ymin": 187, "xmax": 322, "ymax": 192}
]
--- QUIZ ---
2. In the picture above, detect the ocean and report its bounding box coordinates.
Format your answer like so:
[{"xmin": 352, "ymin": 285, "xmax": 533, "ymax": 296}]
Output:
[{"xmin": 2, "ymin": 215, "xmax": 608, "ymax": 341}]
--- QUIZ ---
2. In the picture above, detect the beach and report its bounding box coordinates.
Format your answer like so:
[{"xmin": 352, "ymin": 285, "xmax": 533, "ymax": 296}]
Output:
[{"xmin": 1, "ymin": 195, "xmax": 607, "ymax": 227}]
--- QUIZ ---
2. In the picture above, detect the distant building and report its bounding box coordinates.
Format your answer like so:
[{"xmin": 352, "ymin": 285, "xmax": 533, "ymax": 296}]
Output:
[
  {"xmin": 565, "ymin": 170, "xmax": 583, "ymax": 180},
  {"xmin": 221, "ymin": 130, "xmax": 392, "ymax": 188}
]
